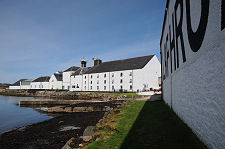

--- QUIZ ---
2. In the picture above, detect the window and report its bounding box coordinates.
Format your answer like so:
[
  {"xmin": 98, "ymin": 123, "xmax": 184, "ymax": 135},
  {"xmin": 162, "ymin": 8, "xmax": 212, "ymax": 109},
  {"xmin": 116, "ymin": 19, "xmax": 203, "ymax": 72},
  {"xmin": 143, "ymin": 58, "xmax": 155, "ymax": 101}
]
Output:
[
  {"xmin": 104, "ymin": 80, "xmax": 106, "ymax": 84},
  {"xmin": 91, "ymin": 75, "xmax": 92, "ymax": 79},
  {"xmin": 104, "ymin": 74, "xmax": 106, "ymax": 78},
  {"xmin": 112, "ymin": 86, "xmax": 114, "ymax": 90},
  {"xmin": 91, "ymin": 81, "xmax": 92, "ymax": 84},
  {"xmin": 120, "ymin": 79, "xmax": 123, "ymax": 83},
  {"xmin": 112, "ymin": 73, "xmax": 114, "ymax": 77},
  {"xmin": 130, "ymin": 85, "xmax": 132, "ymax": 90},
  {"xmin": 97, "ymin": 86, "xmax": 99, "ymax": 90},
  {"xmin": 76, "ymin": 84, "xmax": 79, "ymax": 88},
  {"xmin": 85, "ymin": 81, "xmax": 86, "ymax": 84},
  {"xmin": 72, "ymin": 85, "xmax": 75, "ymax": 88},
  {"xmin": 129, "ymin": 72, "xmax": 132, "ymax": 76},
  {"xmin": 84, "ymin": 76, "xmax": 86, "ymax": 79},
  {"xmin": 52, "ymin": 80, "xmax": 54, "ymax": 82},
  {"xmin": 90, "ymin": 86, "xmax": 92, "ymax": 90},
  {"xmin": 112, "ymin": 79, "xmax": 114, "ymax": 84},
  {"xmin": 85, "ymin": 86, "xmax": 86, "ymax": 90},
  {"xmin": 120, "ymin": 73, "xmax": 123, "ymax": 77},
  {"xmin": 97, "ymin": 80, "xmax": 99, "ymax": 84},
  {"xmin": 97, "ymin": 74, "xmax": 99, "ymax": 78},
  {"xmin": 104, "ymin": 86, "xmax": 106, "ymax": 90},
  {"xmin": 130, "ymin": 79, "xmax": 132, "ymax": 83},
  {"xmin": 120, "ymin": 85, "xmax": 123, "ymax": 89}
]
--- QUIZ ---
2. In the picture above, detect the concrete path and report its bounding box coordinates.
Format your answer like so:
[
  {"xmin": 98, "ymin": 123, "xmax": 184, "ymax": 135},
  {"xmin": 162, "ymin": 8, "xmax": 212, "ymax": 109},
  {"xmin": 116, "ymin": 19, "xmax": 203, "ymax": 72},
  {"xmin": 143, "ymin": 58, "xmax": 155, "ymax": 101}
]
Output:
[{"xmin": 135, "ymin": 94, "xmax": 162, "ymax": 101}]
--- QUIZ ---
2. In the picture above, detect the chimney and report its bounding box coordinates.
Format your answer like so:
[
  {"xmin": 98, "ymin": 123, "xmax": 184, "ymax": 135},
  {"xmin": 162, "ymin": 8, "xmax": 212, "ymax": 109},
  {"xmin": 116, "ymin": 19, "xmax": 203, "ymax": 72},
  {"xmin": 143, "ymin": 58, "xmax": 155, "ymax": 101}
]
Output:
[
  {"xmin": 81, "ymin": 59, "xmax": 87, "ymax": 67},
  {"xmin": 93, "ymin": 58, "xmax": 102, "ymax": 66}
]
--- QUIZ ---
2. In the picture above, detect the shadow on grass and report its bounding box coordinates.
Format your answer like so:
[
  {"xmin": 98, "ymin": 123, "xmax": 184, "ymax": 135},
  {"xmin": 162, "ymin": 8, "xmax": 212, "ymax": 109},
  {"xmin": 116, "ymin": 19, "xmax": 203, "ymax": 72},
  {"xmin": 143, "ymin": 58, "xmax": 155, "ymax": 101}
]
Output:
[{"xmin": 119, "ymin": 95, "xmax": 208, "ymax": 149}]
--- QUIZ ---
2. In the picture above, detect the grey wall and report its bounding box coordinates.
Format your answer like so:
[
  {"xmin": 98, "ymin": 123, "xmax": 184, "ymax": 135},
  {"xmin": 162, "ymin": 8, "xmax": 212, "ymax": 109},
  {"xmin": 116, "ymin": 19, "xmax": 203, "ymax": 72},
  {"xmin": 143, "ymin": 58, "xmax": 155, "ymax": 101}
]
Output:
[{"xmin": 160, "ymin": 0, "xmax": 225, "ymax": 149}]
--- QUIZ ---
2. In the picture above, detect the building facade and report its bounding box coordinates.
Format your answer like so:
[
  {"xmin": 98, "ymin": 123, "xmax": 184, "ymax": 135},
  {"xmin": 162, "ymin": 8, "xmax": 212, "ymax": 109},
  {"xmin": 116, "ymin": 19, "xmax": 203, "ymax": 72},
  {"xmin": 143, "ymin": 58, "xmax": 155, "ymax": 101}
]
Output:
[
  {"xmin": 62, "ymin": 66, "xmax": 79, "ymax": 90},
  {"xmin": 30, "ymin": 76, "xmax": 50, "ymax": 90},
  {"xmin": 70, "ymin": 55, "xmax": 161, "ymax": 92},
  {"xmin": 49, "ymin": 72, "xmax": 63, "ymax": 90},
  {"xmin": 160, "ymin": 0, "xmax": 225, "ymax": 148}
]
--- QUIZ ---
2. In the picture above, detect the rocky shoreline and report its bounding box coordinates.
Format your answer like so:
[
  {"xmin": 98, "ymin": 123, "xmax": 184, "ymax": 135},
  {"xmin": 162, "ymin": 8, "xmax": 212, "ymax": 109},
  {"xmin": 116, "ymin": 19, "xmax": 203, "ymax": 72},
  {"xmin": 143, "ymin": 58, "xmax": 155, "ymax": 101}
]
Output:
[
  {"xmin": 0, "ymin": 92, "xmax": 128, "ymax": 149},
  {"xmin": 0, "ymin": 90, "xmax": 126, "ymax": 101}
]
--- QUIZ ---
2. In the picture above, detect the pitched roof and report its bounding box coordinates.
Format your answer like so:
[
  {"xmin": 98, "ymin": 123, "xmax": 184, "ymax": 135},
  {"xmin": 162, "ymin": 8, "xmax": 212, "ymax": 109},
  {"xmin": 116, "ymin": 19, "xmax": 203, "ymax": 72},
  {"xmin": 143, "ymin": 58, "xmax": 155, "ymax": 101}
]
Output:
[
  {"xmin": 71, "ymin": 67, "xmax": 90, "ymax": 76},
  {"xmin": 11, "ymin": 79, "xmax": 27, "ymax": 86},
  {"xmin": 64, "ymin": 66, "xmax": 80, "ymax": 72},
  {"xmin": 32, "ymin": 76, "xmax": 50, "ymax": 82},
  {"xmin": 54, "ymin": 73, "xmax": 62, "ymax": 81},
  {"xmin": 84, "ymin": 55, "xmax": 154, "ymax": 74}
]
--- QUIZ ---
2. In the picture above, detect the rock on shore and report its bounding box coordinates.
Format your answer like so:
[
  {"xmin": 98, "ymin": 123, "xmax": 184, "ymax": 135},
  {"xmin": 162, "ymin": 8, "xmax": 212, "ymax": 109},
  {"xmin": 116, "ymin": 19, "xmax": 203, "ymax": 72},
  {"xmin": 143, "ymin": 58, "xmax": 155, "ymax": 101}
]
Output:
[{"xmin": 0, "ymin": 90, "xmax": 126, "ymax": 101}]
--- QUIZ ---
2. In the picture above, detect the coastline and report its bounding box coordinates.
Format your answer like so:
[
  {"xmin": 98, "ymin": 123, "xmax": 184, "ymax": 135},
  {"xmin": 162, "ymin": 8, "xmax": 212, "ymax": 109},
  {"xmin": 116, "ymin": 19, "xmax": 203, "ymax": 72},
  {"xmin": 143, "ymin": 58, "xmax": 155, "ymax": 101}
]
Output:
[
  {"xmin": 0, "ymin": 92, "xmax": 128, "ymax": 148},
  {"xmin": 0, "ymin": 90, "xmax": 127, "ymax": 101},
  {"xmin": 0, "ymin": 112, "xmax": 105, "ymax": 149}
]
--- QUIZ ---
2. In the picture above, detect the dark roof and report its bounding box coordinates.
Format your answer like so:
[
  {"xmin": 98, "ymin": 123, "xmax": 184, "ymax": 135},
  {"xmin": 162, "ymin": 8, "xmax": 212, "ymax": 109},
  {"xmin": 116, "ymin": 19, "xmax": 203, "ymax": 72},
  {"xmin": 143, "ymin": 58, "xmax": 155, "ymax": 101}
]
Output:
[
  {"xmin": 64, "ymin": 66, "xmax": 80, "ymax": 72},
  {"xmin": 54, "ymin": 73, "xmax": 62, "ymax": 81},
  {"xmin": 32, "ymin": 76, "xmax": 50, "ymax": 82},
  {"xmin": 85, "ymin": 55, "xmax": 154, "ymax": 74},
  {"xmin": 11, "ymin": 79, "xmax": 27, "ymax": 86},
  {"xmin": 71, "ymin": 67, "xmax": 90, "ymax": 76}
]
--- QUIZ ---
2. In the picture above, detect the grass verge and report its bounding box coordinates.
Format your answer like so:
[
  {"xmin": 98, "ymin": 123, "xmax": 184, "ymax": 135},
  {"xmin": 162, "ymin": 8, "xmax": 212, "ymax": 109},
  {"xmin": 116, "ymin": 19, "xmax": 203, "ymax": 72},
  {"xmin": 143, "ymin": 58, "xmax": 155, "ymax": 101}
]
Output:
[{"xmin": 83, "ymin": 100, "xmax": 207, "ymax": 149}]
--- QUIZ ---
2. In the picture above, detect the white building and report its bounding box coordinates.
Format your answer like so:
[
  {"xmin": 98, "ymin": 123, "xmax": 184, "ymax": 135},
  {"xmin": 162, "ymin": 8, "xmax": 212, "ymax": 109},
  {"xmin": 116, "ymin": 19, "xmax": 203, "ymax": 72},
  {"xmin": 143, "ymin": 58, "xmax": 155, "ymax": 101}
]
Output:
[
  {"xmin": 70, "ymin": 55, "xmax": 161, "ymax": 92},
  {"xmin": 20, "ymin": 79, "xmax": 34, "ymax": 89},
  {"xmin": 30, "ymin": 76, "xmax": 50, "ymax": 90},
  {"xmin": 62, "ymin": 66, "xmax": 79, "ymax": 90},
  {"xmin": 9, "ymin": 79, "xmax": 27, "ymax": 90},
  {"xmin": 49, "ymin": 72, "xmax": 63, "ymax": 90},
  {"xmin": 160, "ymin": 0, "xmax": 225, "ymax": 148}
]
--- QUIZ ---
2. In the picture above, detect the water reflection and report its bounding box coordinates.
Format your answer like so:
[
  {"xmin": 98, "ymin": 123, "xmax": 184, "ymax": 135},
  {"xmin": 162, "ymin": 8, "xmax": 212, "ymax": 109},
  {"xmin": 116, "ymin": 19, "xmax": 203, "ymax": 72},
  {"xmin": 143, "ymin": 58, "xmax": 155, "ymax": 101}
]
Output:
[{"xmin": 0, "ymin": 95, "xmax": 55, "ymax": 134}]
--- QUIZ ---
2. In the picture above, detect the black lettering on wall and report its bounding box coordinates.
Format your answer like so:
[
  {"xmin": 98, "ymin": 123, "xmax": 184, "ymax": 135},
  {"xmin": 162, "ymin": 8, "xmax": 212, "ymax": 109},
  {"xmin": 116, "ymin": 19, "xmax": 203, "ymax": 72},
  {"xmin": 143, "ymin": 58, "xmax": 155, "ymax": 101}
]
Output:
[
  {"xmin": 164, "ymin": 34, "xmax": 169, "ymax": 78},
  {"xmin": 222, "ymin": 0, "xmax": 225, "ymax": 30},
  {"xmin": 186, "ymin": 0, "xmax": 210, "ymax": 52},
  {"xmin": 169, "ymin": 13, "xmax": 176, "ymax": 73},
  {"xmin": 174, "ymin": 0, "xmax": 186, "ymax": 68}
]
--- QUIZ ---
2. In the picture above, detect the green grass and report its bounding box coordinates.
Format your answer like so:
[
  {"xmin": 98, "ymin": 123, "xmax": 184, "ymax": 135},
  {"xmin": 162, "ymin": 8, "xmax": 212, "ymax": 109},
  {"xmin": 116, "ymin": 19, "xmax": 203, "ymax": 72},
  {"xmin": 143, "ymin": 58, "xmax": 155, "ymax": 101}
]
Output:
[{"xmin": 84, "ymin": 100, "xmax": 207, "ymax": 149}]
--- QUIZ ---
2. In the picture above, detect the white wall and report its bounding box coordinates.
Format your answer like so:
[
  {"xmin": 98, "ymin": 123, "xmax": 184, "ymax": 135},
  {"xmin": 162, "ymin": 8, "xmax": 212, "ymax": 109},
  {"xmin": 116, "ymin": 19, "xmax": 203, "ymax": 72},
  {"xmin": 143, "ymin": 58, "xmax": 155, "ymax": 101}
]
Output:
[
  {"xmin": 70, "ymin": 75, "xmax": 83, "ymax": 91},
  {"xmin": 9, "ymin": 86, "xmax": 20, "ymax": 90},
  {"xmin": 70, "ymin": 56, "xmax": 161, "ymax": 92},
  {"xmin": 63, "ymin": 71, "xmax": 73, "ymax": 90},
  {"xmin": 49, "ymin": 74, "xmax": 63, "ymax": 90},
  {"xmin": 161, "ymin": 0, "xmax": 225, "ymax": 148},
  {"xmin": 133, "ymin": 55, "xmax": 161, "ymax": 92},
  {"xmin": 21, "ymin": 85, "xmax": 30, "ymax": 89},
  {"xmin": 30, "ymin": 82, "xmax": 49, "ymax": 90}
]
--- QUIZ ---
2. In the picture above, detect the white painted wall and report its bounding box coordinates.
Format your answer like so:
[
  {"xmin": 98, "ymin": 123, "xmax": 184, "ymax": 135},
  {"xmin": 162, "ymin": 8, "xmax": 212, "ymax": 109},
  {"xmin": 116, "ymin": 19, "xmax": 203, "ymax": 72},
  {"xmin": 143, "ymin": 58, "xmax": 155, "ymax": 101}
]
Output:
[
  {"xmin": 9, "ymin": 86, "xmax": 20, "ymax": 90},
  {"xmin": 63, "ymin": 71, "xmax": 74, "ymax": 90},
  {"xmin": 70, "ymin": 75, "xmax": 83, "ymax": 91},
  {"xmin": 20, "ymin": 85, "xmax": 31, "ymax": 89},
  {"xmin": 161, "ymin": 0, "xmax": 225, "ymax": 148},
  {"xmin": 49, "ymin": 74, "xmax": 63, "ymax": 90},
  {"xmin": 133, "ymin": 55, "xmax": 161, "ymax": 92},
  {"xmin": 70, "ymin": 55, "xmax": 161, "ymax": 92},
  {"xmin": 30, "ymin": 82, "xmax": 49, "ymax": 90}
]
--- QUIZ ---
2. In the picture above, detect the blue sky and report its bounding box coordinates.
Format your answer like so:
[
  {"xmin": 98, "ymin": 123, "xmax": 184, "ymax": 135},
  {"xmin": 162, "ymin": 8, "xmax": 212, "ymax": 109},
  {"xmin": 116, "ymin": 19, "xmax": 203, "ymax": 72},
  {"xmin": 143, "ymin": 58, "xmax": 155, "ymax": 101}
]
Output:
[{"xmin": 0, "ymin": 0, "xmax": 166, "ymax": 83}]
